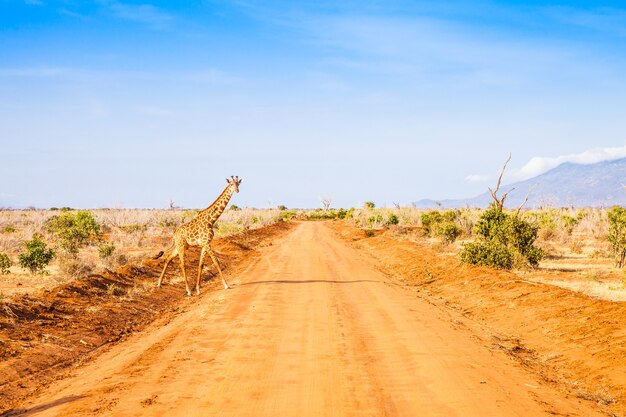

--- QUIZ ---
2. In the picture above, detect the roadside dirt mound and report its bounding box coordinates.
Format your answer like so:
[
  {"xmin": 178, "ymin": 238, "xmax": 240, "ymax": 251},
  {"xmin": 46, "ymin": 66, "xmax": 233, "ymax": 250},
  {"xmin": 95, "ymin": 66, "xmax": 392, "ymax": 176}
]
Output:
[
  {"xmin": 330, "ymin": 222, "xmax": 626, "ymax": 416},
  {"xmin": 0, "ymin": 221, "xmax": 293, "ymax": 413}
]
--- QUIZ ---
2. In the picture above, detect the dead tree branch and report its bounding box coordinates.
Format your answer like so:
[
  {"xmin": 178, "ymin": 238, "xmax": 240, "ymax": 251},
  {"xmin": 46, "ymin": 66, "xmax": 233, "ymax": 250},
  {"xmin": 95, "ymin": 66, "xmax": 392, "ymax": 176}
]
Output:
[
  {"xmin": 488, "ymin": 153, "xmax": 514, "ymax": 212},
  {"xmin": 320, "ymin": 197, "xmax": 332, "ymax": 211},
  {"xmin": 515, "ymin": 184, "xmax": 537, "ymax": 216}
]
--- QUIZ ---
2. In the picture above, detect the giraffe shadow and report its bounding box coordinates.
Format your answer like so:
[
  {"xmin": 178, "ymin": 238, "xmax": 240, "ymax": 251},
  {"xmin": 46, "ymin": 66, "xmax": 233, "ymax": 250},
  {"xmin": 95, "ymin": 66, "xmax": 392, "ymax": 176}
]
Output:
[
  {"xmin": 240, "ymin": 279, "xmax": 379, "ymax": 286},
  {"xmin": 1, "ymin": 395, "xmax": 87, "ymax": 416}
]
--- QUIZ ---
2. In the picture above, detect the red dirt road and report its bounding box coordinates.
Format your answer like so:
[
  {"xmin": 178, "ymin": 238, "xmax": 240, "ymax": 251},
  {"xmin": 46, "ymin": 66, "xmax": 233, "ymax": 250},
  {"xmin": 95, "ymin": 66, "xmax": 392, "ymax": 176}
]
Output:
[{"xmin": 11, "ymin": 222, "xmax": 602, "ymax": 416}]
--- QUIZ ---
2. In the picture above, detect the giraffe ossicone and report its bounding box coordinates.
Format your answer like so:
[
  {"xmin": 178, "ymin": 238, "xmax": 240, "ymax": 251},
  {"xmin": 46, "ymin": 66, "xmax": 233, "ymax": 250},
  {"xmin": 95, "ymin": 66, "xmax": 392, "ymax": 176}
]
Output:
[{"xmin": 156, "ymin": 175, "xmax": 243, "ymax": 296}]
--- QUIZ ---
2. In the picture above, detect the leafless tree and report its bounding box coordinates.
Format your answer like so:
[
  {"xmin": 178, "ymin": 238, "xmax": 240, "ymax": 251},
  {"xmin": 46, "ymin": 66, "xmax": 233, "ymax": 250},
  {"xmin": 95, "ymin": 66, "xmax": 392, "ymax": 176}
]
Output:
[
  {"xmin": 320, "ymin": 196, "xmax": 332, "ymax": 210},
  {"xmin": 515, "ymin": 184, "xmax": 537, "ymax": 216},
  {"xmin": 488, "ymin": 153, "xmax": 515, "ymax": 212},
  {"xmin": 392, "ymin": 202, "xmax": 400, "ymax": 209}
]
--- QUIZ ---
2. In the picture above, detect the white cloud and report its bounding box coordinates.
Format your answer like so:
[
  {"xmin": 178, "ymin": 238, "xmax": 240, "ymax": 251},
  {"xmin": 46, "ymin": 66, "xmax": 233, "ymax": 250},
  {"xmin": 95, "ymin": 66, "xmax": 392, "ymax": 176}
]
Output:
[
  {"xmin": 513, "ymin": 145, "xmax": 626, "ymax": 180},
  {"xmin": 465, "ymin": 174, "xmax": 491, "ymax": 182}
]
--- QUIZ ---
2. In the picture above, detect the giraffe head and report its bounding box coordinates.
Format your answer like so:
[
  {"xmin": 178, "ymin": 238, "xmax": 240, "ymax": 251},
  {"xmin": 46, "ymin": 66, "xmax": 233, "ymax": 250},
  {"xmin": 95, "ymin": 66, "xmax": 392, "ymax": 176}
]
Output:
[{"xmin": 226, "ymin": 175, "xmax": 242, "ymax": 193}]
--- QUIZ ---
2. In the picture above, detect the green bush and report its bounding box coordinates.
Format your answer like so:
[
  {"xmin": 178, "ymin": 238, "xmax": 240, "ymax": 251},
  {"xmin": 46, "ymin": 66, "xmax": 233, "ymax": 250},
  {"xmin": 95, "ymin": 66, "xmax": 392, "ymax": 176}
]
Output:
[
  {"xmin": 421, "ymin": 210, "xmax": 443, "ymax": 235},
  {"xmin": 3, "ymin": 225, "xmax": 16, "ymax": 234},
  {"xmin": 0, "ymin": 252, "xmax": 11, "ymax": 274},
  {"xmin": 561, "ymin": 214, "xmax": 578, "ymax": 233},
  {"xmin": 119, "ymin": 224, "xmax": 146, "ymax": 233},
  {"xmin": 387, "ymin": 213, "xmax": 399, "ymax": 225},
  {"xmin": 159, "ymin": 217, "xmax": 178, "ymax": 227},
  {"xmin": 308, "ymin": 209, "xmax": 340, "ymax": 220},
  {"xmin": 460, "ymin": 204, "xmax": 543, "ymax": 269},
  {"xmin": 438, "ymin": 221, "xmax": 460, "ymax": 245},
  {"xmin": 277, "ymin": 205, "xmax": 288, "ymax": 211},
  {"xmin": 47, "ymin": 210, "xmax": 102, "ymax": 255},
  {"xmin": 364, "ymin": 201, "xmax": 375, "ymax": 209},
  {"xmin": 98, "ymin": 242, "xmax": 116, "ymax": 259},
  {"xmin": 19, "ymin": 234, "xmax": 55, "ymax": 274},
  {"xmin": 421, "ymin": 210, "xmax": 460, "ymax": 244},
  {"xmin": 337, "ymin": 208, "xmax": 348, "ymax": 219},
  {"xmin": 279, "ymin": 210, "xmax": 297, "ymax": 221},
  {"xmin": 607, "ymin": 206, "xmax": 626, "ymax": 268},
  {"xmin": 367, "ymin": 215, "xmax": 383, "ymax": 225},
  {"xmin": 459, "ymin": 241, "xmax": 513, "ymax": 269}
]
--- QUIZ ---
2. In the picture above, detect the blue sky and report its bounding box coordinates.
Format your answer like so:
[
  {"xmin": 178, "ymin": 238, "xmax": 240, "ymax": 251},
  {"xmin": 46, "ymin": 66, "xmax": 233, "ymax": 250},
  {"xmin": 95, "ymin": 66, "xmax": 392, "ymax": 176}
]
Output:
[{"xmin": 1, "ymin": 1, "xmax": 626, "ymax": 208}]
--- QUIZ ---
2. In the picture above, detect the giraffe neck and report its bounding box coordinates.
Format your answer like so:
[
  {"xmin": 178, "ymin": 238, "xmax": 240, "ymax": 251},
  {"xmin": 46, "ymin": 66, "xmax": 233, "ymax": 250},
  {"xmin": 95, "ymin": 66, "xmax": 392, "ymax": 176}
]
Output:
[{"xmin": 199, "ymin": 185, "xmax": 235, "ymax": 226}]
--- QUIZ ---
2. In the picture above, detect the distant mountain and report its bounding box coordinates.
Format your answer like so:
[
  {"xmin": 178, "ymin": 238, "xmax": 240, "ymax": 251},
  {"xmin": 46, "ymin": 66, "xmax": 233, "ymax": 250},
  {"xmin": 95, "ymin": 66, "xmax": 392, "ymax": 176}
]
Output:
[{"xmin": 414, "ymin": 158, "xmax": 626, "ymax": 209}]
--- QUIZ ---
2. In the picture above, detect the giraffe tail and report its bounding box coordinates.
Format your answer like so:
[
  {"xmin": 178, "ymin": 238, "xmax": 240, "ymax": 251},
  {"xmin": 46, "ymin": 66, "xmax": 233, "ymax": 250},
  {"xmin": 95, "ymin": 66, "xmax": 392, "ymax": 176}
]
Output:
[{"xmin": 153, "ymin": 241, "xmax": 175, "ymax": 259}]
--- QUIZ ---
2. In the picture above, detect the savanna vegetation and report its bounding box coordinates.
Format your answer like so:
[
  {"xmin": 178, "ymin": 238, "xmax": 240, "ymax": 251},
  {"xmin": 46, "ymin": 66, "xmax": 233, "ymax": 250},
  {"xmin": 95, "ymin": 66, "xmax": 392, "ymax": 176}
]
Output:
[
  {"xmin": 0, "ymin": 198, "xmax": 624, "ymax": 303},
  {"xmin": 0, "ymin": 207, "xmax": 286, "ymax": 295}
]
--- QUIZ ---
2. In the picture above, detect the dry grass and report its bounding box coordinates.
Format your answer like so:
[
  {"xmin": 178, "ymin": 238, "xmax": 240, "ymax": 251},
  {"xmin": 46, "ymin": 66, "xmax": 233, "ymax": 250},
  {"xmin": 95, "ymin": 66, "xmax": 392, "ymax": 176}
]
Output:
[
  {"xmin": 1, "ymin": 205, "xmax": 623, "ymax": 302},
  {"xmin": 531, "ymin": 277, "xmax": 626, "ymax": 302},
  {"xmin": 342, "ymin": 205, "xmax": 626, "ymax": 302},
  {"xmin": 0, "ymin": 208, "xmax": 284, "ymax": 296}
]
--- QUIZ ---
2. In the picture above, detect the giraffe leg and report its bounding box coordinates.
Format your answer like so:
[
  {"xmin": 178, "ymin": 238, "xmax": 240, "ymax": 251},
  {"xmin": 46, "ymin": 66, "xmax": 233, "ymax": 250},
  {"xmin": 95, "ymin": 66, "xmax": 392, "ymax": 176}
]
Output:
[
  {"xmin": 178, "ymin": 246, "xmax": 192, "ymax": 296},
  {"xmin": 196, "ymin": 246, "xmax": 206, "ymax": 295},
  {"xmin": 207, "ymin": 247, "xmax": 230, "ymax": 289},
  {"xmin": 157, "ymin": 247, "xmax": 178, "ymax": 287}
]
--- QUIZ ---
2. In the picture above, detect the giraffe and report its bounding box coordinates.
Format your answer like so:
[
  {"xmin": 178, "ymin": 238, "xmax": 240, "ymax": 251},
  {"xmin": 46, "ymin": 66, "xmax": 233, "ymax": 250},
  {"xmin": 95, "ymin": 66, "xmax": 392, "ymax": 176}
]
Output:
[{"xmin": 156, "ymin": 176, "xmax": 242, "ymax": 296}]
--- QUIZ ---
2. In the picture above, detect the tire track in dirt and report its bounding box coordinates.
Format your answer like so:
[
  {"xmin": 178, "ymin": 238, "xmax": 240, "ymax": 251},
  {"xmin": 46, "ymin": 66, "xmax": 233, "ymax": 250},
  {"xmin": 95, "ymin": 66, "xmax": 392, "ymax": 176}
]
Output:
[{"xmin": 7, "ymin": 222, "xmax": 605, "ymax": 416}]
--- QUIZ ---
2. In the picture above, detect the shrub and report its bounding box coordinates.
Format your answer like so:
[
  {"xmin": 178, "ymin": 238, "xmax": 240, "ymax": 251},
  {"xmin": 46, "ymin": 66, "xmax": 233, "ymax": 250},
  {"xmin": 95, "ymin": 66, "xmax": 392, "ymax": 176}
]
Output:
[
  {"xmin": 229, "ymin": 204, "xmax": 240, "ymax": 211},
  {"xmin": 607, "ymin": 206, "xmax": 626, "ymax": 268},
  {"xmin": 337, "ymin": 208, "xmax": 348, "ymax": 219},
  {"xmin": 116, "ymin": 254, "xmax": 128, "ymax": 266},
  {"xmin": 460, "ymin": 204, "xmax": 543, "ymax": 269},
  {"xmin": 2, "ymin": 225, "xmax": 16, "ymax": 234},
  {"xmin": 47, "ymin": 210, "xmax": 102, "ymax": 255},
  {"xmin": 159, "ymin": 217, "xmax": 178, "ymax": 227},
  {"xmin": 387, "ymin": 213, "xmax": 399, "ymax": 225},
  {"xmin": 364, "ymin": 201, "xmax": 375, "ymax": 209},
  {"xmin": 561, "ymin": 214, "xmax": 578, "ymax": 234},
  {"xmin": 121, "ymin": 224, "xmax": 147, "ymax": 233},
  {"xmin": 98, "ymin": 242, "xmax": 116, "ymax": 259},
  {"xmin": 19, "ymin": 234, "xmax": 55, "ymax": 274},
  {"xmin": 460, "ymin": 241, "xmax": 513, "ymax": 269},
  {"xmin": 421, "ymin": 210, "xmax": 460, "ymax": 244},
  {"xmin": 308, "ymin": 209, "xmax": 341, "ymax": 220},
  {"xmin": 279, "ymin": 210, "xmax": 297, "ymax": 221},
  {"xmin": 0, "ymin": 252, "xmax": 11, "ymax": 274},
  {"xmin": 421, "ymin": 211, "xmax": 443, "ymax": 235},
  {"xmin": 438, "ymin": 221, "xmax": 460, "ymax": 245},
  {"xmin": 59, "ymin": 256, "xmax": 93, "ymax": 278},
  {"xmin": 277, "ymin": 205, "xmax": 287, "ymax": 211},
  {"xmin": 367, "ymin": 215, "xmax": 383, "ymax": 225}
]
